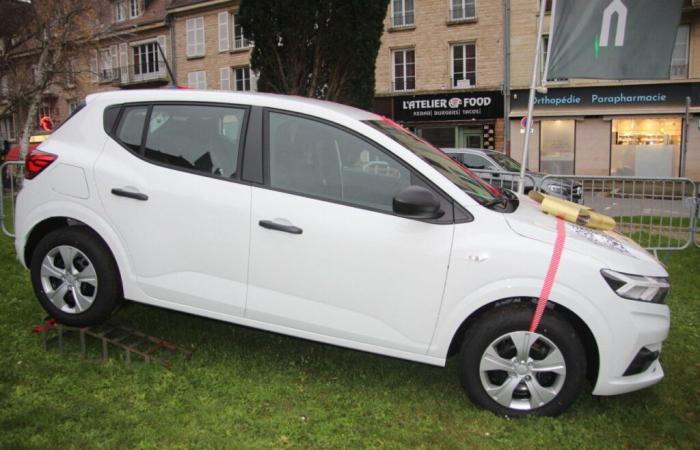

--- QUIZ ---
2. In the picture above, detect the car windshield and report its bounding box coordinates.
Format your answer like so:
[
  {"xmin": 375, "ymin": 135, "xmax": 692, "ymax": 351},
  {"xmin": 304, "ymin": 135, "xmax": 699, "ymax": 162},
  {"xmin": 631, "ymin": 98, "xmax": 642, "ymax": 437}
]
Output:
[
  {"xmin": 364, "ymin": 119, "xmax": 503, "ymax": 205},
  {"xmin": 489, "ymin": 151, "xmax": 522, "ymax": 172}
]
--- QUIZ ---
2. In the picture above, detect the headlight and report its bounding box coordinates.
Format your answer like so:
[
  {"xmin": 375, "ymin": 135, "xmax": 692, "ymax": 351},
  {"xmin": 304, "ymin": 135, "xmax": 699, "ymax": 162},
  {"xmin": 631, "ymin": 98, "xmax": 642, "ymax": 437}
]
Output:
[
  {"xmin": 547, "ymin": 184, "xmax": 565, "ymax": 193},
  {"xmin": 601, "ymin": 269, "xmax": 670, "ymax": 303}
]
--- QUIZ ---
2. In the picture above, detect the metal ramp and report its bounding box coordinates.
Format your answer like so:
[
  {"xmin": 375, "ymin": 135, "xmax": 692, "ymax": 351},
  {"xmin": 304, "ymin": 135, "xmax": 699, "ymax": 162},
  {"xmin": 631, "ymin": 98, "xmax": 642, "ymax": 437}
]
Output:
[{"xmin": 33, "ymin": 319, "xmax": 193, "ymax": 368}]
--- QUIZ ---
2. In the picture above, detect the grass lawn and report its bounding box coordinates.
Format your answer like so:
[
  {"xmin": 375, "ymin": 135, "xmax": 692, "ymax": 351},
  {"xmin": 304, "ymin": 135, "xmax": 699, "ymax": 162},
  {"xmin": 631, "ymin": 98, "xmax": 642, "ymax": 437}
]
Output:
[{"xmin": 0, "ymin": 233, "xmax": 699, "ymax": 449}]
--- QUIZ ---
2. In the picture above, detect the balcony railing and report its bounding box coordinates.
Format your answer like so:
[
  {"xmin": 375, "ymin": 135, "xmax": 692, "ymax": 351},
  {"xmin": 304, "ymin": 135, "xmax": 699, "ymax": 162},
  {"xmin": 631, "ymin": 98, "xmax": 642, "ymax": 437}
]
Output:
[
  {"xmin": 233, "ymin": 37, "xmax": 252, "ymax": 50},
  {"xmin": 98, "ymin": 64, "xmax": 169, "ymax": 86},
  {"xmin": 450, "ymin": 76, "xmax": 475, "ymax": 89},
  {"xmin": 391, "ymin": 80, "xmax": 415, "ymax": 92},
  {"xmin": 390, "ymin": 11, "xmax": 415, "ymax": 28},
  {"xmin": 449, "ymin": 6, "xmax": 476, "ymax": 21}
]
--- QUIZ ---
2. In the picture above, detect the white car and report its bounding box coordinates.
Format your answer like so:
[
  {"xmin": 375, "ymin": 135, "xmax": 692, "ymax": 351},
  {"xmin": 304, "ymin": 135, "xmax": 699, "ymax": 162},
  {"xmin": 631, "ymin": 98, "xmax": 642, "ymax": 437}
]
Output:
[{"xmin": 14, "ymin": 89, "xmax": 670, "ymax": 416}]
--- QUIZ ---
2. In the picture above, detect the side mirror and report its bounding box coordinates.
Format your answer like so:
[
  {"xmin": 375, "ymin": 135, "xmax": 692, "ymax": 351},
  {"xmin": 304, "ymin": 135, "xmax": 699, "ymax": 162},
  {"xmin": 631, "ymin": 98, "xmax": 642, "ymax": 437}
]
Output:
[{"xmin": 393, "ymin": 185, "xmax": 444, "ymax": 219}]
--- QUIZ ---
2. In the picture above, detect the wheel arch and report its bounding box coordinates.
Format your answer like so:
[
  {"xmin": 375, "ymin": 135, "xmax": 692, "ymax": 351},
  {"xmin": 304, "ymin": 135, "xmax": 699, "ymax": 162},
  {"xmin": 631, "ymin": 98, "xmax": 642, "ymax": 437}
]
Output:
[{"xmin": 446, "ymin": 297, "xmax": 600, "ymax": 384}]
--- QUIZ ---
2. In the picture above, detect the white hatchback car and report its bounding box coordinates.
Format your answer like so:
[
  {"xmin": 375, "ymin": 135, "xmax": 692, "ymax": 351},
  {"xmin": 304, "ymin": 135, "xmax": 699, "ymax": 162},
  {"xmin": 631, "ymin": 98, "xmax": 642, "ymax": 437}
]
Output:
[{"xmin": 15, "ymin": 90, "xmax": 670, "ymax": 416}]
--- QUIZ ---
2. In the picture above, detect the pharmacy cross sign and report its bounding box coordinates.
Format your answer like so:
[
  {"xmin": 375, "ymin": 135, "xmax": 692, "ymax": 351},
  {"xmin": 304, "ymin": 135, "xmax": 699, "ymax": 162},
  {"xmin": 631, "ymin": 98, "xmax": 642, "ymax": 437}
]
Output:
[{"xmin": 547, "ymin": 0, "xmax": 683, "ymax": 80}]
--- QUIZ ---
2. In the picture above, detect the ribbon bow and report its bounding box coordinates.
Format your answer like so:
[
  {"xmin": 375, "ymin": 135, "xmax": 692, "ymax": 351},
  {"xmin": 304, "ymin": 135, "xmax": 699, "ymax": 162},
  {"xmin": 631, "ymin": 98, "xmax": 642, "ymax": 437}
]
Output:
[{"xmin": 528, "ymin": 191, "xmax": 616, "ymax": 231}]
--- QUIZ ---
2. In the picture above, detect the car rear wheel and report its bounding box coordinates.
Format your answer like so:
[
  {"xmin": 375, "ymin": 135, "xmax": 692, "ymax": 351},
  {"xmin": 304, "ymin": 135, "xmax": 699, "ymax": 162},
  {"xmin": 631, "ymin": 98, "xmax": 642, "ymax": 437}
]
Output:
[
  {"xmin": 30, "ymin": 227, "xmax": 121, "ymax": 327},
  {"xmin": 459, "ymin": 304, "xmax": 586, "ymax": 416}
]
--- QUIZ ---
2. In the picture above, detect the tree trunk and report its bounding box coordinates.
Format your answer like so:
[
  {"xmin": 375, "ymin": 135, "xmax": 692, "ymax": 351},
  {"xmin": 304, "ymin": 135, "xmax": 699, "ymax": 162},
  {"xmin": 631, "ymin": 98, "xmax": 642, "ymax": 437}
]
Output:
[{"xmin": 19, "ymin": 44, "xmax": 50, "ymax": 160}]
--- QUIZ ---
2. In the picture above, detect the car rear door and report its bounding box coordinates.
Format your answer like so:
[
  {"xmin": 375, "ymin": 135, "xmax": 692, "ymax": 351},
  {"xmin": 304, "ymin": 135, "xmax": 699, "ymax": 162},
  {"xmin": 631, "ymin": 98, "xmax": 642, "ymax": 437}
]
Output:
[
  {"xmin": 245, "ymin": 110, "xmax": 456, "ymax": 355},
  {"xmin": 94, "ymin": 102, "xmax": 252, "ymax": 317}
]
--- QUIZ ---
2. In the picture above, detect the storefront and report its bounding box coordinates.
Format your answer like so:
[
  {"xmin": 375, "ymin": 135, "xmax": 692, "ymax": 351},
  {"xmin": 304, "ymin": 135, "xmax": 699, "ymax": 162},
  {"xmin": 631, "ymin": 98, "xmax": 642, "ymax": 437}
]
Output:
[
  {"xmin": 373, "ymin": 90, "xmax": 504, "ymax": 150},
  {"xmin": 509, "ymin": 83, "xmax": 700, "ymax": 179}
]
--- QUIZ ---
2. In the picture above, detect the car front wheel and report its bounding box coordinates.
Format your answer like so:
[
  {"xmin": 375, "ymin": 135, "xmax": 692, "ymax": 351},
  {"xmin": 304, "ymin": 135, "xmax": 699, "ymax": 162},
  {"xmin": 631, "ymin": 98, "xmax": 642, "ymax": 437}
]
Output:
[
  {"xmin": 459, "ymin": 304, "xmax": 586, "ymax": 416},
  {"xmin": 30, "ymin": 227, "xmax": 121, "ymax": 327}
]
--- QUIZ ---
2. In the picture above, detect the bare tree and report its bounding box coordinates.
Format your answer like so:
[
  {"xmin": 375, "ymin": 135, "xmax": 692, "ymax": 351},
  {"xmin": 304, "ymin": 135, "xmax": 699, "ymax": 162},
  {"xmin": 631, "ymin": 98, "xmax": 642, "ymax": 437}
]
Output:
[{"xmin": 0, "ymin": 0, "xmax": 97, "ymax": 158}]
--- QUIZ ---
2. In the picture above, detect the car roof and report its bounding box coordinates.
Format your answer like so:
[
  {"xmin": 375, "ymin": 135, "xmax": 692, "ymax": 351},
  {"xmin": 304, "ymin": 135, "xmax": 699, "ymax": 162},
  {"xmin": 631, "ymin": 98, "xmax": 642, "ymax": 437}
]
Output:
[{"xmin": 86, "ymin": 89, "xmax": 379, "ymax": 121}]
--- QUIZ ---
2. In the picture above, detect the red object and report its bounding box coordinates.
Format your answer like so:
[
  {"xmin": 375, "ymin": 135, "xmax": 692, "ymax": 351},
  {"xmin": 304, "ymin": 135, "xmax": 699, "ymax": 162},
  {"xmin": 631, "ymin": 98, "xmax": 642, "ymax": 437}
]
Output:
[
  {"xmin": 529, "ymin": 217, "xmax": 566, "ymax": 332},
  {"xmin": 31, "ymin": 318, "xmax": 57, "ymax": 333},
  {"xmin": 520, "ymin": 117, "xmax": 529, "ymax": 129},
  {"xmin": 5, "ymin": 143, "xmax": 39, "ymax": 162},
  {"xmin": 24, "ymin": 149, "xmax": 57, "ymax": 179},
  {"xmin": 39, "ymin": 115, "xmax": 54, "ymax": 131}
]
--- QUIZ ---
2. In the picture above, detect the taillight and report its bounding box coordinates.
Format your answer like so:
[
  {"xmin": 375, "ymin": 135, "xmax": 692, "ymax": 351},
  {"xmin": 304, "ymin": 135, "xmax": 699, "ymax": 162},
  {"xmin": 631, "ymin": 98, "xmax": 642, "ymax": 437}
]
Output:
[{"xmin": 24, "ymin": 149, "xmax": 57, "ymax": 179}]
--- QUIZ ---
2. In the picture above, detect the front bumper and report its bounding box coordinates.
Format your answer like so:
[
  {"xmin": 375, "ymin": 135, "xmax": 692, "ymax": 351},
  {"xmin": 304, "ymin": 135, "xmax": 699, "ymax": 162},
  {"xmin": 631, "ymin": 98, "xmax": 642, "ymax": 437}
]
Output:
[{"xmin": 592, "ymin": 301, "xmax": 669, "ymax": 396}]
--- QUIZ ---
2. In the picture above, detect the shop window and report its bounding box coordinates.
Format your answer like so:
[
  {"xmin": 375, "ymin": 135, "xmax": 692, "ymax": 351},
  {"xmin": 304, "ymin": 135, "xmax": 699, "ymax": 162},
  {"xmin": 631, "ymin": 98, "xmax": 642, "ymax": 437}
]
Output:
[
  {"xmin": 393, "ymin": 48, "xmax": 415, "ymax": 92},
  {"xmin": 670, "ymin": 25, "xmax": 689, "ymax": 79},
  {"xmin": 416, "ymin": 127, "xmax": 455, "ymax": 148},
  {"xmin": 540, "ymin": 120, "xmax": 575, "ymax": 175},
  {"xmin": 611, "ymin": 118, "xmax": 681, "ymax": 177}
]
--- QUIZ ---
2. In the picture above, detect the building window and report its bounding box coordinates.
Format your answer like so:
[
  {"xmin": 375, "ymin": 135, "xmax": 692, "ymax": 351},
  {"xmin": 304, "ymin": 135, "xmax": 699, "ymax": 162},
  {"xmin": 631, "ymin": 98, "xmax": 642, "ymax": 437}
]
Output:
[
  {"xmin": 451, "ymin": 43, "xmax": 475, "ymax": 88},
  {"xmin": 186, "ymin": 17, "xmax": 205, "ymax": 57},
  {"xmin": 540, "ymin": 35, "xmax": 567, "ymax": 83},
  {"xmin": 671, "ymin": 25, "xmax": 689, "ymax": 80},
  {"xmin": 187, "ymin": 71, "xmax": 207, "ymax": 89},
  {"xmin": 611, "ymin": 118, "xmax": 681, "ymax": 177},
  {"xmin": 391, "ymin": 0, "xmax": 414, "ymax": 28},
  {"xmin": 133, "ymin": 42, "xmax": 162, "ymax": 79},
  {"xmin": 540, "ymin": 119, "xmax": 575, "ymax": 175},
  {"xmin": 449, "ymin": 0, "xmax": 476, "ymax": 21},
  {"xmin": 232, "ymin": 13, "xmax": 251, "ymax": 49},
  {"xmin": 99, "ymin": 48, "xmax": 114, "ymax": 82},
  {"xmin": 0, "ymin": 115, "xmax": 16, "ymax": 142},
  {"xmin": 233, "ymin": 66, "xmax": 252, "ymax": 91},
  {"xmin": 68, "ymin": 101, "xmax": 79, "ymax": 115},
  {"xmin": 115, "ymin": 0, "xmax": 125, "ymax": 22},
  {"xmin": 129, "ymin": 0, "xmax": 141, "ymax": 18},
  {"xmin": 393, "ymin": 48, "xmax": 415, "ymax": 91}
]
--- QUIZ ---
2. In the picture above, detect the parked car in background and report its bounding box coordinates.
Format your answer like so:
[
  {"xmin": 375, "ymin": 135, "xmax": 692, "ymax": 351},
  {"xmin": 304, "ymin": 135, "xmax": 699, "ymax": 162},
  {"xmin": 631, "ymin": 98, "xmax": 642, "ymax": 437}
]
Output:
[
  {"xmin": 14, "ymin": 90, "xmax": 669, "ymax": 417},
  {"xmin": 443, "ymin": 148, "xmax": 583, "ymax": 203}
]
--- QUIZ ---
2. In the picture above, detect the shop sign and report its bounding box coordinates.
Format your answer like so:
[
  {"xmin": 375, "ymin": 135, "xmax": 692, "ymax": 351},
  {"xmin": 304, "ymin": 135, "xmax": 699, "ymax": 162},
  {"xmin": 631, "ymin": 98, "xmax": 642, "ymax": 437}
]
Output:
[
  {"xmin": 511, "ymin": 83, "xmax": 700, "ymax": 110},
  {"xmin": 392, "ymin": 91, "xmax": 503, "ymax": 122}
]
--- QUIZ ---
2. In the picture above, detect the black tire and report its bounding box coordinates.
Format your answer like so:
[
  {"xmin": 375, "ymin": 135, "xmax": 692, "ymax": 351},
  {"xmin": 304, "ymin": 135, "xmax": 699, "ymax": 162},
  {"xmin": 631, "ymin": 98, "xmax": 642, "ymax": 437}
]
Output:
[
  {"xmin": 30, "ymin": 226, "xmax": 122, "ymax": 327},
  {"xmin": 459, "ymin": 304, "xmax": 586, "ymax": 417}
]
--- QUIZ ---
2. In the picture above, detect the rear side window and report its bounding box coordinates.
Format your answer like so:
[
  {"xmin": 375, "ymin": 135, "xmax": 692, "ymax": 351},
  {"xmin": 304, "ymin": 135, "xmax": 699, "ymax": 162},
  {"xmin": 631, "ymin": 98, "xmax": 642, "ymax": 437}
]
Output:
[
  {"xmin": 144, "ymin": 104, "xmax": 245, "ymax": 178},
  {"xmin": 115, "ymin": 106, "xmax": 148, "ymax": 152}
]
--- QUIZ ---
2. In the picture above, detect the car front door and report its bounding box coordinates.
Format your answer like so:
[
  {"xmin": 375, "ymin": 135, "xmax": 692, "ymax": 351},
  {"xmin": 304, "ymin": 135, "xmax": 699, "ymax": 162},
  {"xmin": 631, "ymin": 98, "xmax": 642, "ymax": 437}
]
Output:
[
  {"xmin": 94, "ymin": 103, "xmax": 251, "ymax": 316},
  {"xmin": 245, "ymin": 111, "xmax": 455, "ymax": 355}
]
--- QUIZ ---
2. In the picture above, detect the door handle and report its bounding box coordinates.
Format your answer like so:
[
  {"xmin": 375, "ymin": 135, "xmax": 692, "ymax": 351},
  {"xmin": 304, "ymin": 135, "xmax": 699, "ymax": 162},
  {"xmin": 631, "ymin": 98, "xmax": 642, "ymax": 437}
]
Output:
[
  {"xmin": 258, "ymin": 219, "xmax": 303, "ymax": 235},
  {"xmin": 111, "ymin": 188, "xmax": 148, "ymax": 201}
]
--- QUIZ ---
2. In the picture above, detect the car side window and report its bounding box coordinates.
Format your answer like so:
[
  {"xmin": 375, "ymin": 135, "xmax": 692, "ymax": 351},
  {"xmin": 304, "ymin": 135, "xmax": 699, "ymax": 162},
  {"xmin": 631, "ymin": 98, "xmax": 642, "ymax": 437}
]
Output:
[
  {"xmin": 142, "ymin": 104, "xmax": 246, "ymax": 178},
  {"xmin": 115, "ymin": 106, "xmax": 148, "ymax": 152},
  {"xmin": 462, "ymin": 154, "xmax": 495, "ymax": 171},
  {"xmin": 268, "ymin": 112, "xmax": 412, "ymax": 212}
]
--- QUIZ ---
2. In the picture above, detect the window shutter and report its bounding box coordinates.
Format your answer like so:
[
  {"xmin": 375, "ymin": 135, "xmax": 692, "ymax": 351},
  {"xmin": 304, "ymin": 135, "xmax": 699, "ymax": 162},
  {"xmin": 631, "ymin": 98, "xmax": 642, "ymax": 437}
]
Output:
[
  {"xmin": 110, "ymin": 45, "xmax": 119, "ymax": 78},
  {"xmin": 219, "ymin": 67, "xmax": 230, "ymax": 90},
  {"xmin": 119, "ymin": 43, "xmax": 128, "ymax": 82},
  {"xmin": 200, "ymin": 71, "xmax": 207, "ymax": 89},
  {"xmin": 218, "ymin": 12, "xmax": 229, "ymax": 52},
  {"xmin": 187, "ymin": 71, "xmax": 196, "ymax": 88},
  {"xmin": 186, "ymin": 19, "xmax": 195, "ymax": 57},
  {"xmin": 90, "ymin": 52, "xmax": 98, "ymax": 82},
  {"xmin": 197, "ymin": 17, "xmax": 205, "ymax": 56}
]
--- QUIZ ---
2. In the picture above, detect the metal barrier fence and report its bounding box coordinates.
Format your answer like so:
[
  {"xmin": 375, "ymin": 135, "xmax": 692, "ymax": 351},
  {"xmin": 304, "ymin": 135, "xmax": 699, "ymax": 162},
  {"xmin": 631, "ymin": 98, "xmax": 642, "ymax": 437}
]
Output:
[
  {"xmin": 1, "ymin": 161, "xmax": 23, "ymax": 238},
  {"xmin": 538, "ymin": 175, "xmax": 697, "ymax": 251},
  {"xmin": 469, "ymin": 169, "xmax": 538, "ymax": 193},
  {"xmin": 1, "ymin": 161, "xmax": 699, "ymax": 250}
]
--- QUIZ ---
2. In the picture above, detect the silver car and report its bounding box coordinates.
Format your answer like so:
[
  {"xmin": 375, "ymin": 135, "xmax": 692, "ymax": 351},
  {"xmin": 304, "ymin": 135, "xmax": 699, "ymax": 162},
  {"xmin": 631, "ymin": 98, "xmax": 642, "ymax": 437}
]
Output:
[{"xmin": 442, "ymin": 148, "xmax": 583, "ymax": 203}]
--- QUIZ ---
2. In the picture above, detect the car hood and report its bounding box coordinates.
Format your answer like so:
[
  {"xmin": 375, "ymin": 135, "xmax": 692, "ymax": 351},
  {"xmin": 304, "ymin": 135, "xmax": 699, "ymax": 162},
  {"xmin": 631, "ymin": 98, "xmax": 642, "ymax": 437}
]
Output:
[{"xmin": 504, "ymin": 195, "xmax": 668, "ymax": 277}]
